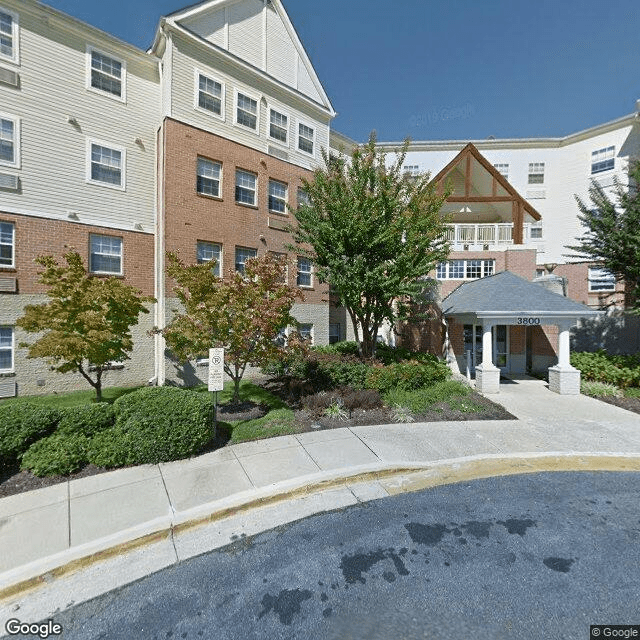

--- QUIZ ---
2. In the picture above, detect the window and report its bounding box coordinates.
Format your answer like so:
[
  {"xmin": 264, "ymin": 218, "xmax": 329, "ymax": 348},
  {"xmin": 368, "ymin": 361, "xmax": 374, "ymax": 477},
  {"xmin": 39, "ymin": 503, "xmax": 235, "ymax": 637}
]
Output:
[
  {"xmin": 197, "ymin": 157, "xmax": 221, "ymax": 198},
  {"xmin": 0, "ymin": 8, "xmax": 18, "ymax": 63},
  {"xmin": 235, "ymin": 246, "xmax": 257, "ymax": 275},
  {"xmin": 90, "ymin": 234, "xmax": 122, "ymax": 274},
  {"xmin": 403, "ymin": 165, "xmax": 420, "ymax": 177},
  {"xmin": 269, "ymin": 109, "xmax": 288, "ymax": 144},
  {"xmin": 88, "ymin": 141, "xmax": 124, "ymax": 188},
  {"xmin": 236, "ymin": 92, "xmax": 258, "ymax": 130},
  {"xmin": 0, "ymin": 326, "xmax": 13, "ymax": 372},
  {"xmin": 588, "ymin": 267, "xmax": 616, "ymax": 292},
  {"xmin": 297, "ymin": 256, "xmax": 312, "ymax": 287},
  {"xmin": 591, "ymin": 146, "xmax": 615, "ymax": 174},
  {"xmin": 0, "ymin": 221, "xmax": 14, "ymax": 267},
  {"xmin": 235, "ymin": 169, "xmax": 257, "ymax": 206},
  {"xmin": 298, "ymin": 122, "xmax": 314, "ymax": 155},
  {"xmin": 297, "ymin": 187, "xmax": 310, "ymax": 207},
  {"xmin": 0, "ymin": 115, "xmax": 18, "ymax": 167},
  {"xmin": 269, "ymin": 251, "xmax": 288, "ymax": 283},
  {"xmin": 530, "ymin": 226, "xmax": 543, "ymax": 239},
  {"xmin": 494, "ymin": 163, "xmax": 509, "ymax": 180},
  {"xmin": 268, "ymin": 179, "xmax": 287, "ymax": 213},
  {"xmin": 528, "ymin": 162, "xmax": 545, "ymax": 184},
  {"xmin": 88, "ymin": 47, "xmax": 124, "ymax": 100},
  {"xmin": 197, "ymin": 241, "xmax": 222, "ymax": 277},
  {"xmin": 436, "ymin": 259, "xmax": 494, "ymax": 280},
  {"xmin": 298, "ymin": 323, "xmax": 313, "ymax": 344},
  {"xmin": 329, "ymin": 323, "xmax": 341, "ymax": 344},
  {"xmin": 535, "ymin": 269, "xmax": 545, "ymax": 278},
  {"xmin": 197, "ymin": 73, "xmax": 223, "ymax": 117}
]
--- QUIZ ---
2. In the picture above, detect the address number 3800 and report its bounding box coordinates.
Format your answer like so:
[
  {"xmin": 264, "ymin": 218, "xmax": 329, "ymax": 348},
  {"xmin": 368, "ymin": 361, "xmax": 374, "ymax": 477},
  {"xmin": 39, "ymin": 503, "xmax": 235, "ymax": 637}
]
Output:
[{"xmin": 516, "ymin": 317, "xmax": 541, "ymax": 325}]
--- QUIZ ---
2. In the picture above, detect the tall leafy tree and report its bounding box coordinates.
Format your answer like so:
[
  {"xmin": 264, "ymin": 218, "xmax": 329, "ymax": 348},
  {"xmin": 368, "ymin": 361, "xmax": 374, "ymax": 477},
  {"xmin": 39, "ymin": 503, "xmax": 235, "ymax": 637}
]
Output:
[
  {"xmin": 162, "ymin": 252, "xmax": 303, "ymax": 402},
  {"xmin": 292, "ymin": 135, "xmax": 451, "ymax": 358},
  {"xmin": 567, "ymin": 161, "xmax": 640, "ymax": 310},
  {"xmin": 16, "ymin": 251, "xmax": 154, "ymax": 401}
]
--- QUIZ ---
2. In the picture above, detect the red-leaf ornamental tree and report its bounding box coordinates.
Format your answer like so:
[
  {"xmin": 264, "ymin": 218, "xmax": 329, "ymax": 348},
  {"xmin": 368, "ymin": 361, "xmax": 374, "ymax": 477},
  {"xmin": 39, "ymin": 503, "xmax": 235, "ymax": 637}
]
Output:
[
  {"xmin": 16, "ymin": 251, "xmax": 155, "ymax": 401},
  {"xmin": 162, "ymin": 252, "xmax": 303, "ymax": 402}
]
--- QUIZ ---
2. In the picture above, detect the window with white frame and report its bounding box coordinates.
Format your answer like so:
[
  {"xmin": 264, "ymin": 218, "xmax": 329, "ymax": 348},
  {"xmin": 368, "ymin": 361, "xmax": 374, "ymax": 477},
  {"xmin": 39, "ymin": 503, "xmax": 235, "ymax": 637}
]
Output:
[
  {"xmin": 268, "ymin": 179, "xmax": 287, "ymax": 213},
  {"xmin": 269, "ymin": 109, "xmax": 288, "ymax": 144},
  {"xmin": 298, "ymin": 323, "xmax": 313, "ymax": 344},
  {"xmin": 536, "ymin": 269, "xmax": 546, "ymax": 278},
  {"xmin": 235, "ymin": 169, "xmax": 257, "ymax": 206},
  {"xmin": 0, "ymin": 115, "xmax": 18, "ymax": 167},
  {"xmin": 197, "ymin": 241, "xmax": 222, "ymax": 277},
  {"xmin": 0, "ymin": 8, "xmax": 18, "ymax": 63},
  {"xmin": 298, "ymin": 123, "xmax": 314, "ymax": 155},
  {"xmin": 235, "ymin": 246, "xmax": 257, "ymax": 275},
  {"xmin": 88, "ymin": 142, "xmax": 124, "ymax": 188},
  {"xmin": 297, "ymin": 187, "xmax": 310, "ymax": 207},
  {"xmin": 236, "ymin": 92, "xmax": 258, "ymax": 130},
  {"xmin": 0, "ymin": 326, "xmax": 13, "ymax": 372},
  {"xmin": 436, "ymin": 259, "xmax": 494, "ymax": 280},
  {"xmin": 197, "ymin": 73, "xmax": 223, "ymax": 117},
  {"xmin": 297, "ymin": 256, "xmax": 312, "ymax": 287},
  {"xmin": 591, "ymin": 146, "xmax": 615, "ymax": 174},
  {"xmin": 403, "ymin": 165, "xmax": 420, "ymax": 177},
  {"xmin": 90, "ymin": 234, "xmax": 122, "ymax": 274},
  {"xmin": 0, "ymin": 221, "xmax": 14, "ymax": 267},
  {"xmin": 530, "ymin": 225, "xmax": 543, "ymax": 239},
  {"xmin": 494, "ymin": 163, "xmax": 509, "ymax": 180},
  {"xmin": 588, "ymin": 267, "xmax": 616, "ymax": 292},
  {"xmin": 88, "ymin": 48, "xmax": 124, "ymax": 99},
  {"xmin": 197, "ymin": 157, "xmax": 222, "ymax": 197},
  {"xmin": 329, "ymin": 323, "xmax": 341, "ymax": 344},
  {"xmin": 528, "ymin": 162, "xmax": 545, "ymax": 184}
]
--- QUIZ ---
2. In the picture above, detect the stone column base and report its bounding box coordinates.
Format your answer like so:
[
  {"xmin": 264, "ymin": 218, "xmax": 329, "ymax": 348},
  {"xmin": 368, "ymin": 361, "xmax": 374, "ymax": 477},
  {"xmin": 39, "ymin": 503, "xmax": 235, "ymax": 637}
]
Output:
[
  {"xmin": 476, "ymin": 363, "xmax": 500, "ymax": 394},
  {"xmin": 548, "ymin": 365, "xmax": 581, "ymax": 395}
]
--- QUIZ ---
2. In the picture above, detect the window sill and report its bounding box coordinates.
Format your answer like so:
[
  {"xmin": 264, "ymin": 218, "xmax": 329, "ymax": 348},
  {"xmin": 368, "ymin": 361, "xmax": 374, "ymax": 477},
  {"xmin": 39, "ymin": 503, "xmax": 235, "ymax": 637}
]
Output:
[
  {"xmin": 197, "ymin": 192, "xmax": 223, "ymax": 202},
  {"xmin": 0, "ymin": 371, "xmax": 16, "ymax": 378},
  {"xmin": 235, "ymin": 201, "xmax": 259, "ymax": 210},
  {"xmin": 86, "ymin": 179, "xmax": 126, "ymax": 192},
  {"xmin": 90, "ymin": 272, "xmax": 124, "ymax": 279},
  {"xmin": 268, "ymin": 210, "xmax": 288, "ymax": 216},
  {"xmin": 0, "ymin": 266, "xmax": 16, "ymax": 272},
  {"xmin": 86, "ymin": 86, "xmax": 126, "ymax": 105}
]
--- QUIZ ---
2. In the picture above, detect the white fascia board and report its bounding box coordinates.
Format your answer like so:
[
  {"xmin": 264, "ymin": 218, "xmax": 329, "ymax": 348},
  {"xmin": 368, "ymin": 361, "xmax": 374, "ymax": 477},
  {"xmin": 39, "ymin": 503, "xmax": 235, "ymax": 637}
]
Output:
[
  {"xmin": 473, "ymin": 311, "xmax": 604, "ymax": 318},
  {"xmin": 165, "ymin": 21, "xmax": 334, "ymax": 119}
]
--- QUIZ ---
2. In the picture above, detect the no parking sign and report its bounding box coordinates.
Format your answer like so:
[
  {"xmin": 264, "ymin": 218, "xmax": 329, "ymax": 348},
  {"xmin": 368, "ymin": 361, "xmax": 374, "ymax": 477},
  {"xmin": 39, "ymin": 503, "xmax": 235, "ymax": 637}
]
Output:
[{"xmin": 208, "ymin": 348, "xmax": 224, "ymax": 392}]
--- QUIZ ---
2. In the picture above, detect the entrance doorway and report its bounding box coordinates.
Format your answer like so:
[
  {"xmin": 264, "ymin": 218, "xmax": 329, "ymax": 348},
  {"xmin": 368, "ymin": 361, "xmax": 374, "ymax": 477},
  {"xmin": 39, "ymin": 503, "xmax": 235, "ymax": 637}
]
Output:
[{"xmin": 463, "ymin": 324, "xmax": 510, "ymax": 373}]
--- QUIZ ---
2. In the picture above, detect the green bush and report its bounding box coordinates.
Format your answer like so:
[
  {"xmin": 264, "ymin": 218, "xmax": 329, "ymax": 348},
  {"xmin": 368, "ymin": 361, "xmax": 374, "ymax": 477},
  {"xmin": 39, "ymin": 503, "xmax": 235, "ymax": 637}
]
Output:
[
  {"xmin": 384, "ymin": 381, "xmax": 471, "ymax": 413},
  {"xmin": 571, "ymin": 350, "xmax": 640, "ymax": 388},
  {"xmin": 0, "ymin": 403, "xmax": 61, "ymax": 470},
  {"xmin": 21, "ymin": 431, "xmax": 90, "ymax": 477},
  {"xmin": 365, "ymin": 360, "xmax": 450, "ymax": 394},
  {"xmin": 56, "ymin": 403, "xmax": 115, "ymax": 436},
  {"xmin": 88, "ymin": 386, "xmax": 214, "ymax": 468}
]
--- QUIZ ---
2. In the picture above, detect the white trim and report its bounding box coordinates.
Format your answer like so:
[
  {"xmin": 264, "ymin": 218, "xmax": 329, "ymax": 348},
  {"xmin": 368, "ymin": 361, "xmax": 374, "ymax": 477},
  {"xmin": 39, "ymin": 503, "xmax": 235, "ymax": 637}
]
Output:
[
  {"xmin": 0, "ymin": 5, "xmax": 19, "ymax": 66},
  {"xmin": 297, "ymin": 322, "xmax": 314, "ymax": 345},
  {"xmin": 235, "ymin": 168, "xmax": 257, "ymax": 206},
  {"xmin": 86, "ymin": 45, "xmax": 127, "ymax": 103},
  {"xmin": 296, "ymin": 255, "xmax": 313, "ymax": 288},
  {"xmin": 0, "ymin": 325, "xmax": 14, "ymax": 374},
  {"xmin": 0, "ymin": 112, "xmax": 20, "ymax": 169},
  {"xmin": 89, "ymin": 233, "xmax": 123, "ymax": 276},
  {"xmin": 267, "ymin": 104, "xmax": 290, "ymax": 148},
  {"xmin": 436, "ymin": 259, "xmax": 495, "ymax": 280},
  {"xmin": 297, "ymin": 118, "xmax": 315, "ymax": 157},
  {"xmin": 268, "ymin": 178, "xmax": 288, "ymax": 214},
  {"xmin": 0, "ymin": 219, "xmax": 14, "ymax": 269},
  {"xmin": 196, "ymin": 240, "xmax": 223, "ymax": 277},
  {"xmin": 234, "ymin": 245, "xmax": 258, "ymax": 274},
  {"xmin": 196, "ymin": 156, "xmax": 223, "ymax": 198},
  {"xmin": 193, "ymin": 68, "xmax": 225, "ymax": 121},
  {"xmin": 234, "ymin": 88, "xmax": 260, "ymax": 135},
  {"xmin": 86, "ymin": 138, "xmax": 126, "ymax": 191}
]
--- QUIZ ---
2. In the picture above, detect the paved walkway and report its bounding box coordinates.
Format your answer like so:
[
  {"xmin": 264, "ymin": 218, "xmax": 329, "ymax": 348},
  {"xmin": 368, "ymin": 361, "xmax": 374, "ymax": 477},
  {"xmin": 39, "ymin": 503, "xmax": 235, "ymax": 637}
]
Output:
[{"xmin": 1, "ymin": 377, "xmax": 639, "ymax": 619}]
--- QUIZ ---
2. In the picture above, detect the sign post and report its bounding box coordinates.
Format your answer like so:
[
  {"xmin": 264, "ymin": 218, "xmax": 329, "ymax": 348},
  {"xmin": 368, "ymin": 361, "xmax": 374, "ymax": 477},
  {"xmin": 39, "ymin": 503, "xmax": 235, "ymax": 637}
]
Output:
[{"xmin": 208, "ymin": 348, "xmax": 224, "ymax": 433}]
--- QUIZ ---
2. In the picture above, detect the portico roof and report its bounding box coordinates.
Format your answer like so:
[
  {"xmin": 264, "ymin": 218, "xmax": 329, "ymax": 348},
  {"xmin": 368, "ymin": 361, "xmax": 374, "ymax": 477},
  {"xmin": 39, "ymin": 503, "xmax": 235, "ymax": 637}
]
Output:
[{"xmin": 442, "ymin": 271, "xmax": 602, "ymax": 320}]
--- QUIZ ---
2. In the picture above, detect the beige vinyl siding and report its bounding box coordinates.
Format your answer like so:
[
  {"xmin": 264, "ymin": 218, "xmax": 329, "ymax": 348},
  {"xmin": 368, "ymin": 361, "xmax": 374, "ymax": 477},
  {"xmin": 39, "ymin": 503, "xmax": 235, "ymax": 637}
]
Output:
[
  {"xmin": 0, "ymin": 2, "xmax": 160, "ymax": 233},
  {"xmin": 227, "ymin": 0, "xmax": 263, "ymax": 70},
  {"xmin": 181, "ymin": 7, "xmax": 226, "ymax": 48},
  {"xmin": 266, "ymin": 5, "xmax": 296, "ymax": 87}
]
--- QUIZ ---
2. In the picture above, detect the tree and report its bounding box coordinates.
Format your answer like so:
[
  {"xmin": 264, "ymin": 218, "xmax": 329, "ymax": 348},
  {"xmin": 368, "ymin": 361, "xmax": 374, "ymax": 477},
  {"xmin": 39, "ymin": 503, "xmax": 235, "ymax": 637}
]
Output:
[
  {"xmin": 291, "ymin": 135, "xmax": 451, "ymax": 358},
  {"xmin": 567, "ymin": 160, "xmax": 640, "ymax": 311},
  {"xmin": 16, "ymin": 251, "xmax": 155, "ymax": 401},
  {"xmin": 162, "ymin": 252, "xmax": 303, "ymax": 403}
]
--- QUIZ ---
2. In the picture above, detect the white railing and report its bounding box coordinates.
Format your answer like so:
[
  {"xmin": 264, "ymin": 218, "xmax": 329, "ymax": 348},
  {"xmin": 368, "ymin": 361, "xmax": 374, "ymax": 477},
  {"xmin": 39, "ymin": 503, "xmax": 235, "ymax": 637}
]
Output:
[{"xmin": 443, "ymin": 223, "xmax": 513, "ymax": 246}]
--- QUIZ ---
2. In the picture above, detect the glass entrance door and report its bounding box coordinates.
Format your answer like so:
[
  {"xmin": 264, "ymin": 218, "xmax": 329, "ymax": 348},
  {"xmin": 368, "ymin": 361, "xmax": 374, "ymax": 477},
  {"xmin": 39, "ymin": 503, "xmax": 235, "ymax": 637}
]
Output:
[
  {"xmin": 463, "ymin": 324, "xmax": 483, "ymax": 371},
  {"xmin": 493, "ymin": 325, "xmax": 509, "ymax": 372}
]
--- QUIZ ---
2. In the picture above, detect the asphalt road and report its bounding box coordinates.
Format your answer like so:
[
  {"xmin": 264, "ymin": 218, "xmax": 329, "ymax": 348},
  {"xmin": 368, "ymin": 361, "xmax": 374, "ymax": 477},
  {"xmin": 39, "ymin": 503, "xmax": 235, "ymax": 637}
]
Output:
[{"xmin": 5, "ymin": 471, "xmax": 640, "ymax": 640}]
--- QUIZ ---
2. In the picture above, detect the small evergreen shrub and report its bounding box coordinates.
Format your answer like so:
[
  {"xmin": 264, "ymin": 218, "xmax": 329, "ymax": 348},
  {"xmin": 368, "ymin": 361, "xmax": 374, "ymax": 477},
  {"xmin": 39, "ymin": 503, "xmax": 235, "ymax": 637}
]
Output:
[
  {"xmin": 21, "ymin": 432, "xmax": 90, "ymax": 477},
  {"xmin": 56, "ymin": 403, "xmax": 115, "ymax": 436},
  {"xmin": 581, "ymin": 380, "xmax": 623, "ymax": 398},
  {"xmin": 384, "ymin": 381, "xmax": 471, "ymax": 413},
  {"xmin": 366, "ymin": 360, "xmax": 450, "ymax": 394}
]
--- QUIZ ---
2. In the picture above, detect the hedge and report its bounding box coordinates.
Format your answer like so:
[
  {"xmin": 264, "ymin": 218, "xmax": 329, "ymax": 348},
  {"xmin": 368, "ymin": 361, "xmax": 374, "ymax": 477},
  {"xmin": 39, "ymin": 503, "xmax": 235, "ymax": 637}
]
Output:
[
  {"xmin": 56, "ymin": 403, "xmax": 115, "ymax": 436},
  {"xmin": 571, "ymin": 350, "xmax": 640, "ymax": 388},
  {"xmin": 365, "ymin": 360, "xmax": 451, "ymax": 394},
  {"xmin": 21, "ymin": 431, "xmax": 90, "ymax": 477}
]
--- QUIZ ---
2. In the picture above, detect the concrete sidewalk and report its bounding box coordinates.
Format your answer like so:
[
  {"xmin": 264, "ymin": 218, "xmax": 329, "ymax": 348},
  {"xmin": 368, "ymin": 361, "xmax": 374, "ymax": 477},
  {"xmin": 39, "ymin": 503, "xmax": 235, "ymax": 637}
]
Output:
[{"xmin": 1, "ymin": 377, "xmax": 639, "ymax": 616}]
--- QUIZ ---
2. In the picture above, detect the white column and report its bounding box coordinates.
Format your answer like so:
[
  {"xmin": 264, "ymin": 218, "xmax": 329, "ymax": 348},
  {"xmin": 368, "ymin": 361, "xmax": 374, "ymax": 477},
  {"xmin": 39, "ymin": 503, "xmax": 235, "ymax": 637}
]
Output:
[
  {"xmin": 482, "ymin": 321, "xmax": 494, "ymax": 366},
  {"xmin": 557, "ymin": 324, "xmax": 571, "ymax": 368},
  {"xmin": 476, "ymin": 319, "xmax": 500, "ymax": 394},
  {"xmin": 548, "ymin": 321, "xmax": 580, "ymax": 395}
]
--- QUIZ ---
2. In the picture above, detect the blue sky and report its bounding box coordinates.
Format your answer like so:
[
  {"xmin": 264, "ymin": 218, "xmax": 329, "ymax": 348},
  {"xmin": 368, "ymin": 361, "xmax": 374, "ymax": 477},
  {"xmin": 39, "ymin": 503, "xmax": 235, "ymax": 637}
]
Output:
[{"xmin": 47, "ymin": 0, "xmax": 640, "ymax": 143}]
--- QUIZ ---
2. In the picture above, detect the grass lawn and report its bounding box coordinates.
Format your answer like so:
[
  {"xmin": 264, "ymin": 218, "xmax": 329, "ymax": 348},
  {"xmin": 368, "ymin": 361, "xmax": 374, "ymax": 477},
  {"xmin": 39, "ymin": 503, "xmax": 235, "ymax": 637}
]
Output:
[{"xmin": 0, "ymin": 385, "xmax": 142, "ymax": 408}]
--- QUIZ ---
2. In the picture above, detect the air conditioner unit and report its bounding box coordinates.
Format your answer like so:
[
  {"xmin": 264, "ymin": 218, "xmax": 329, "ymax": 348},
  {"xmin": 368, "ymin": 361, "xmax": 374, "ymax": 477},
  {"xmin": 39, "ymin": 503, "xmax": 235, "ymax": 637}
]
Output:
[
  {"xmin": 0, "ymin": 380, "xmax": 17, "ymax": 398},
  {"xmin": 0, "ymin": 276, "xmax": 17, "ymax": 293},
  {"xmin": 0, "ymin": 173, "xmax": 19, "ymax": 190},
  {"xmin": 0, "ymin": 67, "xmax": 19, "ymax": 87}
]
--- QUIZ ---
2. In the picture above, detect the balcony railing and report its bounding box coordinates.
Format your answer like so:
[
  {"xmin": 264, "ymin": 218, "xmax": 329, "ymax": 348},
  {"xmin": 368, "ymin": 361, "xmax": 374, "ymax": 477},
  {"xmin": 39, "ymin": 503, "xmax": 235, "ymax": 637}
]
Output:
[{"xmin": 443, "ymin": 223, "xmax": 513, "ymax": 246}]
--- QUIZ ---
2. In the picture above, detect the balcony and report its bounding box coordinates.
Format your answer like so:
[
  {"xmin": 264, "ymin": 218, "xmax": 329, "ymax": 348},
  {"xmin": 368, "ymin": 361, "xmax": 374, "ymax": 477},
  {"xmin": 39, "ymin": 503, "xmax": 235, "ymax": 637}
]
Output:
[{"xmin": 443, "ymin": 223, "xmax": 513, "ymax": 248}]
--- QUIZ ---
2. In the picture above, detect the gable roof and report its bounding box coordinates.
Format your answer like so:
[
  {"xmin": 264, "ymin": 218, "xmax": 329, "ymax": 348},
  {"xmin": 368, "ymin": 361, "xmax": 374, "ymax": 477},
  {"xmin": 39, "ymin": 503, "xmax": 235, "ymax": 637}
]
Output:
[{"xmin": 442, "ymin": 271, "xmax": 600, "ymax": 317}]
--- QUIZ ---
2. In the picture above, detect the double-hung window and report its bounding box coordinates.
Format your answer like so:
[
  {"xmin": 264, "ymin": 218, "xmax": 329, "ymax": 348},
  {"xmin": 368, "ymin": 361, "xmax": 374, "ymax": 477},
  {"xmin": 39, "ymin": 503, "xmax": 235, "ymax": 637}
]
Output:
[
  {"xmin": 235, "ymin": 169, "xmax": 257, "ymax": 206},
  {"xmin": 88, "ymin": 47, "xmax": 125, "ymax": 100},
  {"xmin": 235, "ymin": 246, "xmax": 257, "ymax": 275},
  {"xmin": 329, "ymin": 323, "xmax": 341, "ymax": 344},
  {"xmin": 298, "ymin": 123, "xmax": 314, "ymax": 155},
  {"xmin": 0, "ymin": 326, "xmax": 13, "ymax": 373},
  {"xmin": 494, "ymin": 163, "xmax": 509, "ymax": 180},
  {"xmin": 436, "ymin": 259, "xmax": 494, "ymax": 280},
  {"xmin": 528, "ymin": 162, "xmax": 545, "ymax": 184},
  {"xmin": 197, "ymin": 157, "xmax": 221, "ymax": 198},
  {"xmin": 297, "ymin": 187, "xmax": 310, "ymax": 207},
  {"xmin": 269, "ymin": 109, "xmax": 288, "ymax": 144},
  {"xmin": 0, "ymin": 221, "xmax": 14, "ymax": 267},
  {"xmin": 88, "ymin": 141, "xmax": 125, "ymax": 189},
  {"xmin": 588, "ymin": 267, "xmax": 616, "ymax": 292},
  {"xmin": 197, "ymin": 241, "xmax": 222, "ymax": 277},
  {"xmin": 0, "ymin": 115, "xmax": 18, "ymax": 167},
  {"xmin": 297, "ymin": 257, "xmax": 312, "ymax": 287},
  {"xmin": 90, "ymin": 234, "xmax": 122, "ymax": 275},
  {"xmin": 236, "ymin": 92, "xmax": 258, "ymax": 130},
  {"xmin": 268, "ymin": 179, "xmax": 287, "ymax": 213},
  {"xmin": 197, "ymin": 73, "xmax": 223, "ymax": 117},
  {"xmin": 0, "ymin": 8, "xmax": 18, "ymax": 64},
  {"xmin": 591, "ymin": 146, "xmax": 615, "ymax": 174},
  {"xmin": 298, "ymin": 323, "xmax": 313, "ymax": 344}
]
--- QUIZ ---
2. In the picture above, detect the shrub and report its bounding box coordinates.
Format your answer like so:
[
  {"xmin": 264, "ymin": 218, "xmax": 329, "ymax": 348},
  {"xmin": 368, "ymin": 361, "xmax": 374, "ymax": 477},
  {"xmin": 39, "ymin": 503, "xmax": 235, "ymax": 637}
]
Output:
[
  {"xmin": 324, "ymin": 400, "xmax": 349, "ymax": 421},
  {"xmin": 571, "ymin": 350, "xmax": 640, "ymax": 388},
  {"xmin": 0, "ymin": 403, "xmax": 61, "ymax": 470},
  {"xmin": 56, "ymin": 403, "xmax": 115, "ymax": 436},
  {"xmin": 384, "ymin": 381, "xmax": 471, "ymax": 413},
  {"xmin": 88, "ymin": 387, "xmax": 214, "ymax": 468},
  {"xmin": 581, "ymin": 380, "xmax": 623, "ymax": 398},
  {"xmin": 21, "ymin": 431, "xmax": 90, "ymax": 477},
  {"xmin": 365, "ymin": 360, "xmax": 450, "ymax": 394},
  {"xmin": 341, "ymin": 388, "xmax": 382, "ymax": 411},
  {"xmin": 391, "ymin": 405, "xmax": 415, "ymax": 423}
]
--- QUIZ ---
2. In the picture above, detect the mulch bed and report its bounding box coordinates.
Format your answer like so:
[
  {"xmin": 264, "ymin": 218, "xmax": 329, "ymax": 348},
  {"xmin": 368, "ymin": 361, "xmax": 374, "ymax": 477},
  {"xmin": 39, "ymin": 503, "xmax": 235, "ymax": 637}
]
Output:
[{"xmin": 593, "ymin": 395, "xmax": 640, "ymax": 415}]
